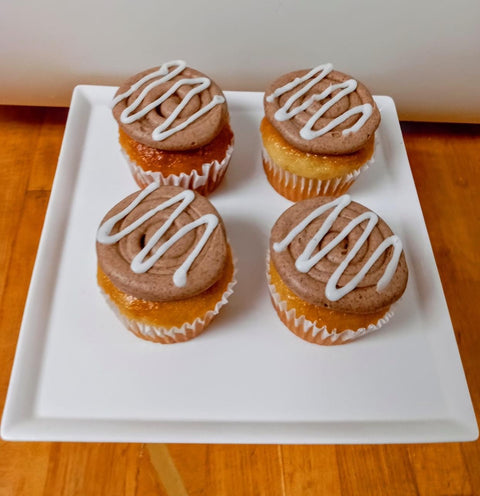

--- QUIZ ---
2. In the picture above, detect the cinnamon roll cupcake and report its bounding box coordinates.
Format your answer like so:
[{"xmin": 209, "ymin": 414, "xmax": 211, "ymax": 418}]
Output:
[
  {"xmin": 112, "ymin": 61, "xmax": 234, "ymax": 195},
  {"xmin": 268, "ymin": 195, "xmax": 408, "ymax": 345},
  {"xmin": 261, "ymin": 64, "xmax": 380, "ymax": 201},
  {"xmin": 96, "ymin": 184, "xmax": 236, "ymax": 343}
]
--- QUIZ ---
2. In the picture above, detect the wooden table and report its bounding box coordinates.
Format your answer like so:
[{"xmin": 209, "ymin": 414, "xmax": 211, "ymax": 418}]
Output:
[{"xmin": 0, "ymin": 106, "xmax": 479, "ymax": 496}]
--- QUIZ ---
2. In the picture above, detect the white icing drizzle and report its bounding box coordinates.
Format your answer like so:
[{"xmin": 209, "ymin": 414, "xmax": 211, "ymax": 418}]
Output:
[
  {"xmin": 97, "ymin": 183, "xmax": 219, "ymax": 288},
  {"xmin": 265, "ymin": 63, "xmax": 373, "ymax": 139},
  {"xmin": 112, "ymin": 60, "xmax": 225, "ymax": 141},
  {"xmin": 273, "ymin": 195, "xmax": 403, "ymax": 302}
]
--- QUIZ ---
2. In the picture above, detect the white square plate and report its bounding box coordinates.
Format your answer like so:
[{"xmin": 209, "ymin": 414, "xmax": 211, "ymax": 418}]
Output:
[{"xmin": 1, "ymin": 88, "xmax": 477, "ymax": 443}]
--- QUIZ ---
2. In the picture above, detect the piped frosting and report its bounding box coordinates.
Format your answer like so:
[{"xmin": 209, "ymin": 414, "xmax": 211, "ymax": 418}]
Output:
[
  {"xmin": 112, "ymin": 62, "xmax": 228, "ymax": 151},
  {"xmin": 270, "ymin": 196, "xmax": 408, "ymax": 313},
  {"xmin": 264, "ymin": 65, "xmax": 381, "ymax": 155},
  {"xmin": 96, "ymin": 185, "xmax": 227, "ymax": 302}
]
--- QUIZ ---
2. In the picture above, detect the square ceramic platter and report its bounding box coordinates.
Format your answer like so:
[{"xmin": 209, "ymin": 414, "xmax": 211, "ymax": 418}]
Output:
[{"xmin": 1, "ymin": 87, "xmax": 477, "ymax": 444}]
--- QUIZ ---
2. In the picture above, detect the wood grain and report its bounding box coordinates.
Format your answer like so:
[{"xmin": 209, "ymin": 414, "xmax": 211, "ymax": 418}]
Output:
[{"xmin": 0, "ymin": 107, "xmax": 478, "ymax": 496}]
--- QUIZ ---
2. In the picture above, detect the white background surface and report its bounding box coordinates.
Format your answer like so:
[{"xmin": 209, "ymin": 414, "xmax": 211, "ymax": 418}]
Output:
[
  {"xmin": 1, "ymin": 0, "xmax": 480, "ymax": 122},
  {"xmin": 1, "ymin": 88, "xmax": 477, "ymax": 443}
]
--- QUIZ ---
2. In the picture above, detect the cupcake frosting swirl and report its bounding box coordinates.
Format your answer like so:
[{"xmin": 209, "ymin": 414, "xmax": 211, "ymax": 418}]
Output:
[
  {"xmin": 96, "ymin": 184, "xmax": 227, "ymax": 301},
  {"xmin": 270, "ymin": 196, "xmax": 408, "ymax": 313},
  {"xmin": 112, "ymin": 61, "xmax": 229, "ymax": 151},
  {"xmin": 264, "ymin": 64, "xmax": 381, "ymax": 155}
]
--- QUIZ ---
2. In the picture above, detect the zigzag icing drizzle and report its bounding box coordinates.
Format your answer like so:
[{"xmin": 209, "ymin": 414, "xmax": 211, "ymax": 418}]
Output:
[
  {"xmin": 265, "ymin": 63, "xmax": 373, "ymax": 140},
  {"xmin": 273, "ymin": 195, "xmax": 403, "ymax": 301},
  {"xmin": 112, "ymin": 60, "xmax": 225, "ymax": 142},
  {"xmin": 97, "ymin": 182, "xmax": 219, "ymax": 288}
]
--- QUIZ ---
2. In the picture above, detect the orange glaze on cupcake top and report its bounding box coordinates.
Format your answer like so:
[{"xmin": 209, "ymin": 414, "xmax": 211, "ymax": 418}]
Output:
[
  {"xmin": 98, "ymin": 247, "xmax": 234, "ymax": 328},
  {"xmin": 268, "ymin": 258, "xmax": 389, "ymax": 332},
  {"xmin": 119, "ymin": 123, "xmax": 234, "ymax": 176}
]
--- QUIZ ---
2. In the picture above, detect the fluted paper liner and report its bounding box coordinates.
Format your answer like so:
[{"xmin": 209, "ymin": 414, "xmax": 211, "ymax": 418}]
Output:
[
  {"xmin": 123, "ymin": 143, "xmax": 234, "ymax": 196},
  {"xmin": 262, "ymin": 144, "xmax": 375, "ymax": 201},
  {"xmin": 100, "ymin": 257, "xmax": 237, "ymax": 344},
  {"xmin": 266, "ymin": 258, "xmax": 393, "ymax": 345}
]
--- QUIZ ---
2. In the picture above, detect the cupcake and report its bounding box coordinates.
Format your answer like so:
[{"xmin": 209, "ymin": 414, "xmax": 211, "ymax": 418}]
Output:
[
  {"xmin": 112, "ymin": 60, "xmax": 234, "ymax": 195},
  {"xmin": 268, "ymin": 195, "xmax": 408, "ymax": 345},
  {"xmin": 261, "ymin": 63, "xmax": 381, "ymax": 201},
  {"xmin": 96, "ymin": 183, "xmax": 236, "ymax": 343}
]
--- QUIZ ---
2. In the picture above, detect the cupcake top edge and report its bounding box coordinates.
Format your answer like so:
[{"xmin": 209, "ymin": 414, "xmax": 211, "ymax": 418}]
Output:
[
  {"xmin": 270, "ymin": 195, "xmax": 408, "ymax": 314},
  {"xmin": 112, "ymin": 60, "xmax": 229, "ymax": 151},
  {"xmin": 96, "ymin": 184, "xmax": 228, "ymax": 302},
  {"xmin": 264, "ymin": 63, "xmax": 381, "ymax": 155}
]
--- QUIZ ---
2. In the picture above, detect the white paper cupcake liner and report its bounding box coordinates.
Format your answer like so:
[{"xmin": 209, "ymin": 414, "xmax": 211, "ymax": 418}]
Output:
[
  {"xmin": 262, "ymin": 142, "xmax": 375, "ymax": 200},
  {"xmin": 122, "ymin": 142, "xmax": 234, "ymax": 194},
  {"xmin": 266, "ymin": 259, "xmax": 393, "ymax": 345},
  {"xmin": 100, "ymin": 256, "xmax": 237, "ymax": 344}
]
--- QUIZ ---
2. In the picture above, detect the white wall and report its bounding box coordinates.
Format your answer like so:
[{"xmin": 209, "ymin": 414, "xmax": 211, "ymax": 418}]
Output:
[{"xmin": 1, "ymin": 0, "xmax": 479, "ymax": 122}]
